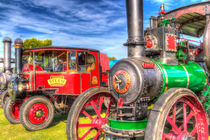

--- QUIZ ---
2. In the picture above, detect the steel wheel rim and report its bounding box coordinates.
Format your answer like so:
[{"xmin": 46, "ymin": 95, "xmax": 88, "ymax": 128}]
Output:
[
  {"xmin": 162, "ymin": 96, "xmax": 208, "ymax": 140},
  {"xmin": 76, "ymin": 93, "xmax": 116, "ymax": 140},
  {"xmin": 28, "ymin": 103, "xmax": 49, "ymax": 124}
]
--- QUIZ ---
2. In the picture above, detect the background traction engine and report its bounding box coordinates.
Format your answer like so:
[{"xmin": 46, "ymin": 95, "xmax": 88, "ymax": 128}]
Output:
[{"xmin": 66, "ymin": 0, "xmax": 210, "ymax": 140}]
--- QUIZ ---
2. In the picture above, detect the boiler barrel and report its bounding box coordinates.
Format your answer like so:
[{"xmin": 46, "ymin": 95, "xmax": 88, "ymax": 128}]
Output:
[{"xmin": 152, "ymin": 59, "xmax": 208, "ymax": 94}]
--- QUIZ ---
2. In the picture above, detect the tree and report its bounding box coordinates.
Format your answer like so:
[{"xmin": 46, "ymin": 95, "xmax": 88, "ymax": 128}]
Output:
[
  {"xmin": 23, "ymin": 38, "xmax": 52, "ymax": 50},
  {"xmin": 109, "ymin": 57, "xmax": 117, "ymax": 60}
]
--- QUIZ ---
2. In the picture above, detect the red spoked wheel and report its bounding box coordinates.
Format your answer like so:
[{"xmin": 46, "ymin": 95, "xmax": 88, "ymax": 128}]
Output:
[
  {"xmin": 145, "ymin": 88, "xmax": 209, "ymax": 140},
  {"xmin": 28, "ymin": 103, "xmax": 49, "ymax": 125},
  {"xmin": 3, "ymin": 99, "xmax": 22, "ymax": 124},
  {"xmin": 19, "ymin": 96, "xmax": 54, "ymax": 131},
  {"xmin": 66, "ymin": 87, "xmax": 117, "ymax": 140}
]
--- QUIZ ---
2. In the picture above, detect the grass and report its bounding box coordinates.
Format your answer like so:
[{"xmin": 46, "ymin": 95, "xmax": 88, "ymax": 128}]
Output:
[
  {"xmin": 0, "ymin": 107, "xmax": 210, "ymax": 140},
  {"xmin": 0, "ymin": 108, "xmax": 67, "ymax": 140},
  {"xmin": 0, "ymin": 107, "xmax": 100, "ymax": 140}
]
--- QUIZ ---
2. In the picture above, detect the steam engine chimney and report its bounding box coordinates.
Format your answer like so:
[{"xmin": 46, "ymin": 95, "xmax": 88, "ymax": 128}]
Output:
[
  {"xmin": 14, "ymin": 38, "xmax": 23, "ymax": 75},
  {"xmin": 3, "ymin": 37, "xmax": 12, "ymax": 73},
  {"xmin": 125, "ymin": 0, "xmax": 144, "ymax": 57}
]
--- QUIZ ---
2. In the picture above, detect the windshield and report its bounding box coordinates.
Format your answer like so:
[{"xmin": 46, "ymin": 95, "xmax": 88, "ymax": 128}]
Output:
[
  {"xmin": 22, "ymin": 50, "xmax": 96, "ymax": 73},
  {"xmin": 23, "ymin": 50, "xmax": 67, "ymax": 72}
]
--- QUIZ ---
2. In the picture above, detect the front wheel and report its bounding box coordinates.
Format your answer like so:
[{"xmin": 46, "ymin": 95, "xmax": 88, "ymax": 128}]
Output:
[
  {"xmin": 19, "ymin": 96, "xmax": 55, "ymax": 131},
  {"xmin": 66, "ymin": 87, "xmax": 117, "ymax": 140},
  {"xmin": 145, "ymin": 88, "xmax": 209, "ymax": 140}
]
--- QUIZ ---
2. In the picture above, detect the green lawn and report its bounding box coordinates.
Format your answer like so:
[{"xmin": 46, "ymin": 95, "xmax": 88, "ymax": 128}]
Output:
[
  {"xmin": 0, "ymin": 108, "xmax": 100, "ymax": 140},
  {"xmin": 1, "ymin": 107, "xmax": 210, "ymax": 140},
  {"xmin": 0, "ymin": 108, "xmax": 67, "ymax": 140}
]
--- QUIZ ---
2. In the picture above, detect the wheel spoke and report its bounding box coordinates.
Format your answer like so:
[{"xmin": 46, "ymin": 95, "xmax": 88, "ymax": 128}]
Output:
[
  {"xmin": 186, "ymin": 110, "xmax": 194, "ymax": 122},
  {"xmin": 91, "ymin": 100, "xmax": 101, "ymax": 118},
  {"xmin": 82, "ymin": 110, "xmax": 93, "ymax": 121},
  {"xmin": 167, "ymin": 116, "xmax": 181, "ymax": 134},
  {"xmin": 79, "ymin": 128, "xmax": 93, "ymax": 140},
  {"xmin": 172, "ymin": 103, "xmax": 176, "ymax": 124},
  {"xmin": 93, "ymin": 130, "xmax": 101, "ymax": 140},
  {"xmin": 190, "ymin": 126, "xmax": 197, "ymax": 136},
  {"xmin": 183, "ymin": 103, "xmax": 187, "ymax": 132},
  {"xmin": 178, "ymin": 110, "xmax": 194, "ymax": 130},
  {"xmin": 78, "ymin": 123, "xmax": 97, "ymax": 127},
  {"xmin": 98, "ymin": 97, "xmax": 104, "ymax": 115}
]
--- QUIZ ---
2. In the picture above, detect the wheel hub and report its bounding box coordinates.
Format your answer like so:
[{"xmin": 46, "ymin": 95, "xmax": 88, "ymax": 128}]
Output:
[
  {"xmin": 35, "ymin": 110, "xmax": 43, "ymax": 118},
  {"xmin": 28, "ymin": 103, "xmax": 49, "ymax": 124},
  {"xmin": 177, "ymin": 133, "xmax": 194, "ymax": 140},
  {"xmin": 92, "ymin": 117, "xmax": 107, "ymax": 130}
]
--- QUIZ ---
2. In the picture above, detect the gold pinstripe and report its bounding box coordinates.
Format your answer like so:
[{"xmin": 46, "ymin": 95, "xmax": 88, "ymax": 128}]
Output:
[{"xmin": 180, "ymin": 63, "xmax": 190, "ymax": 88}]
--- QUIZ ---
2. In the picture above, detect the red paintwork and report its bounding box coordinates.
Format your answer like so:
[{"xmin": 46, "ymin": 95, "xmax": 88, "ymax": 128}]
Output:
[
  {"xmin": 28, "ymin": 103, "xmax": 49, "ymax": 125},
  {"xmin": 162, "ymin": 96, "xmax": 208, "ymax": 140},
  {"xmin": 168, "ymin": 36, "xmax": 176, "ymax": 50},
  {"xmin": 23, "ymin": 48, "xmax": 109, "ymax": 95},
  {"xmin": 146, "ymin": 40, "xmax": 153, "ymax": 48},
  {"xmin": 158, "ymin": 10, "xmax": 166, "ymax": 15},
  {"xmin": 143, "ymin": 63, "xmax": 156, "ymax": 68},
  {"xmin": 100, "ymin": 53, "xmax": 110, "ymax": 86},
  {"xmin": 11, "ymin": 102, "xmax": 22, "ymax": 119},
  {"xmin": 117, "ymin": 98, "xmax": 124, "ymax": 107},
  {"xmin": 23, "ymin": 64, "xmax": 43, "ymax": 72},
  {"xmin": 100, "ymin": 53, "xmax": 110, "ymax": 73}
]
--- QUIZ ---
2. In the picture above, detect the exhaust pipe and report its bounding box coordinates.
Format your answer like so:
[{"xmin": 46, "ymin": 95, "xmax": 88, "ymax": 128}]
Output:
[
  {"xmin": 0, "ymin": 37, "xmax": 12, "ymax": 90},
  {"xmin": 203, "ymin": 14, "xmax": 210, "ymax": 73},
  {"xmin": 3, "ymin": 37, "xmax": 12, "ymax": 73},
  {"xmin": 124, "ymin": 0, "xmax": 144, "ymax": 57},
  {"xmin": 14, "ymin": 38, "xmax": 23, "ymax": 75}
]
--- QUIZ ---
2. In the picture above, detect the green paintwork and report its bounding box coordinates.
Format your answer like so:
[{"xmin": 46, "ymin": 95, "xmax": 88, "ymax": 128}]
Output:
[
  {"xmin": 152, "ymin": 59, "xmax": 208, "ymax": 94},
  {"xmin": 160, "ymin": 17, "xmax": 176, "ymax": 27},
  {"xmin": 107, "ymin": 116, "xmax": 148, "ymax": 130},
  {"xmin": 176, "ymin": 42, "xmax": 187, "ymax": 61}
]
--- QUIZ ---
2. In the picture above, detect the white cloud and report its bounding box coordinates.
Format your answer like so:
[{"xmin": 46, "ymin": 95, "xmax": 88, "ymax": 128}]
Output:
[{"xmin": 0, "ymin": 0, "xmax": 128, "ymax": 59}]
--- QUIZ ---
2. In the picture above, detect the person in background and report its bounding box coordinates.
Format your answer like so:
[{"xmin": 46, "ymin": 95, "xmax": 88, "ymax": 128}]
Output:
[
  {"xmin": 54, "ymin": 59, "xmax": 63, "ymax": 72},
  {"xmin": 86, "ymin": 55, "xmax": 95, "ymax": 72}
]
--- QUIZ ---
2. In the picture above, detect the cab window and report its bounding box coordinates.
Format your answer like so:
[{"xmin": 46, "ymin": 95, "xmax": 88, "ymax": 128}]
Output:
[
  {"xmin": 68, "ymin": 51, "xmax": 77, "ymax": 71},
  {"xmin": 23, "ymin": 50, "xmax": 67, "ymax": 72},
  {"xmin": 78, "ymin": 52, "xmax": 86, "ymax": 72}
]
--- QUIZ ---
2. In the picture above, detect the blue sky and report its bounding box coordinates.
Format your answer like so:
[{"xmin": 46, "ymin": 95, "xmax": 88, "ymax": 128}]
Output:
[{"xmin": 0, "ymin": 0, "xmax": 207, "ymax": 59}]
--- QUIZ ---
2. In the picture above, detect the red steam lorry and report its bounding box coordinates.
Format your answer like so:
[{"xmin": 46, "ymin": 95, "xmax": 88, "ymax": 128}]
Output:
[{"xmin": 0, "ymin": 38, "xmax": 114, "ymax": 131}]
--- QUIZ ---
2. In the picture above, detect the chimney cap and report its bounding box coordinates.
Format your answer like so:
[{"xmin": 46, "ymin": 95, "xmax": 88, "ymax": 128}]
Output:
[
  {"xmin": 3, "ymin": 37, "xmax": 12, "ymax": 43},
  {"xmin": 15, "ymin": 38, "xmax": 23, "ymax": 45}
]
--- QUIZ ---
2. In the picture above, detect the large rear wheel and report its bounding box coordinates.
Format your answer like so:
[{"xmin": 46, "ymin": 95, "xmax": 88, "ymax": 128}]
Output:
[
  {"xmin": 66, "ymin": 87, "xmax": 117, "ymax": 140},
  {"xmin": 145, "ymin": 88, "xmax": 209, "ymax": 140}
]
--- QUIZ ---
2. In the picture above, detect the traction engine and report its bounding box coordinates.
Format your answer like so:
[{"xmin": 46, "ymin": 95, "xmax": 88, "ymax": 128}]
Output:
[{"xmin": 66, "ymin": 0, "xmax": 210, "ymax": 140}]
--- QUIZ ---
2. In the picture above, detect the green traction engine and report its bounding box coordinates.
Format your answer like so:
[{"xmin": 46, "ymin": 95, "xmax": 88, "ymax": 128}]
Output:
[{"xmin": 66, "ymin": 0, "xmax": 210, "ymax": 140}]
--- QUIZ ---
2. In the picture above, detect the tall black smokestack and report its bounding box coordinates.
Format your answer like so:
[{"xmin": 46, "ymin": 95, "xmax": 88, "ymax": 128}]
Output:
[
  {"xmin": 3, "ymin": 37, "xmax": 12, "ymax": 73},
  {"xmin": 14, "ymin": 38, "xmax": 23, "ymax": 75},
  {"xmin": 125, "ymin": 0, "xmax": 144, "ymax": 57}
]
